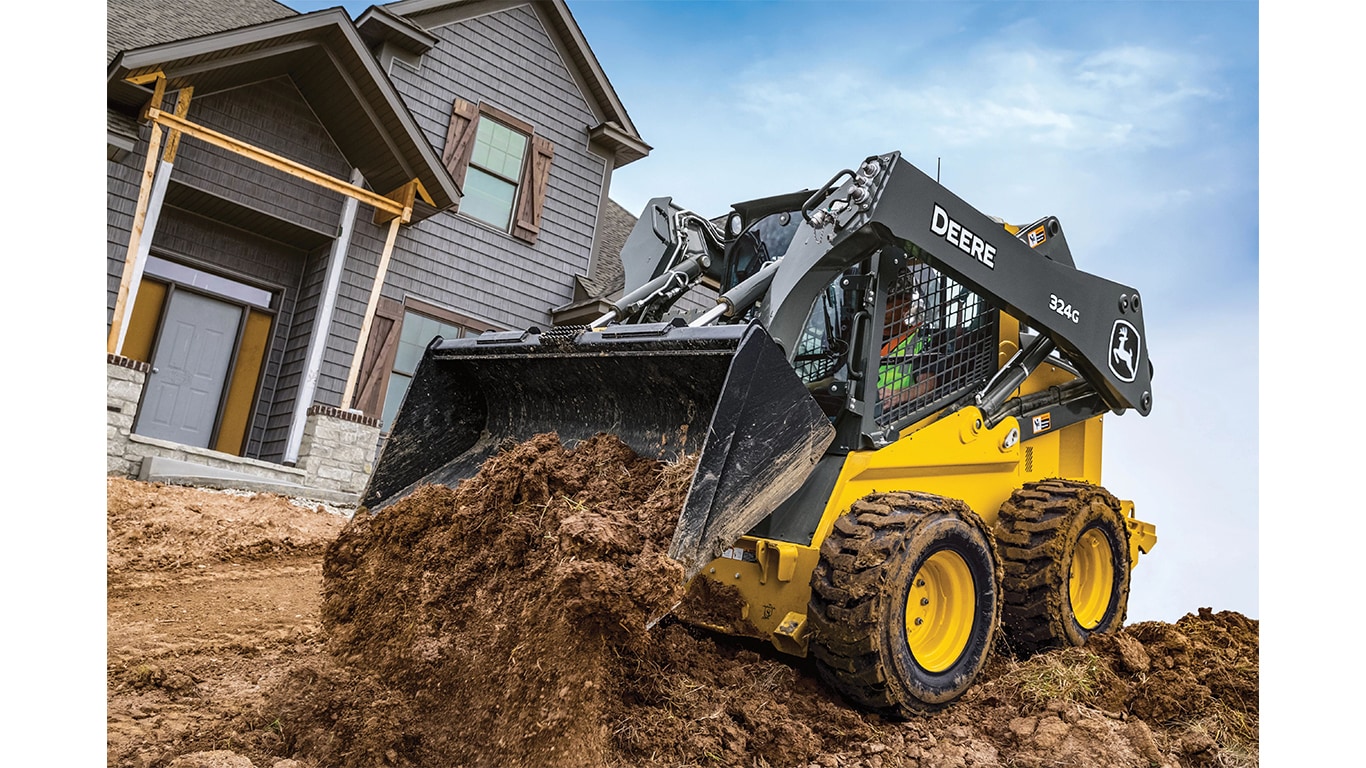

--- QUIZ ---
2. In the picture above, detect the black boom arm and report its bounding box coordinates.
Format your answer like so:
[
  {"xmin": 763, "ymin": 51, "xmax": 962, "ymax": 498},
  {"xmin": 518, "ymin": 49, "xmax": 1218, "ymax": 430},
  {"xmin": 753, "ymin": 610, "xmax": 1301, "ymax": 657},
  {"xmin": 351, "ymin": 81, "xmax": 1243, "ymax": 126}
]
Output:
[{"xmin": 760, "ymin": 152, "xmax": 1152, "ymax": 417}]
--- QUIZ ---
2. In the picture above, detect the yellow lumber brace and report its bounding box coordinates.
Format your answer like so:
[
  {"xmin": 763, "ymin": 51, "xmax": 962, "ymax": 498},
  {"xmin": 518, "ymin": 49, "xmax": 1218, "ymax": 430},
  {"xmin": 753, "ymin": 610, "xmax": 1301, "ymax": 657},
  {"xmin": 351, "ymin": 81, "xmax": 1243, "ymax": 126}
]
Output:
[
  {"xmin": 162, "ymin": 87, "xmax": 194, "ymax": 163},
  {"xmin": 109, "ymin": 74, "xmax": 173, "ymax": 354},
  {"xmin": 143, "ymin": 106, "xmax": 413, "ymax": 218},
  {"xmin": 107, "ymin": 120, "xmax": 164, "ymax": 354}
]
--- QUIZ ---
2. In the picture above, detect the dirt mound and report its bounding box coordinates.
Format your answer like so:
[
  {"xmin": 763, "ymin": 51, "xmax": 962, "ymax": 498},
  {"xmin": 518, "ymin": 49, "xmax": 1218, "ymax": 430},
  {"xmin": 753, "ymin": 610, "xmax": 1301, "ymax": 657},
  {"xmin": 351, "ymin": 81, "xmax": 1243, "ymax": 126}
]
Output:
[
  {"xmin": 270, "ymin": 432, "xmax": 693, "ymax": 767},
  {"xmin": 106, "ymin": 437, "xmax": 1259, "ymax": 768}
]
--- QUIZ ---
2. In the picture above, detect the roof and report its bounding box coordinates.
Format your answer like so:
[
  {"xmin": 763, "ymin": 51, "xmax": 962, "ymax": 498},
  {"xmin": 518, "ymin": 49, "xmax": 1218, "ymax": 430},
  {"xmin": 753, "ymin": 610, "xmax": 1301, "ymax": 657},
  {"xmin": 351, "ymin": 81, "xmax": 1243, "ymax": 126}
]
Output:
[
  {"xmin": 107, "ymin": 0, "xmax": 297, "ymax": 66},
  {"xmin": 382, "ymin": 0, "xmax": 651, "ymax": 166},
  {"xmin": 107, "ymin": 6, "xmax": 461, "ymax": 218},
  {"xmin": 583, "ymin": 198, "xmax": 633, "ymax": 297}
]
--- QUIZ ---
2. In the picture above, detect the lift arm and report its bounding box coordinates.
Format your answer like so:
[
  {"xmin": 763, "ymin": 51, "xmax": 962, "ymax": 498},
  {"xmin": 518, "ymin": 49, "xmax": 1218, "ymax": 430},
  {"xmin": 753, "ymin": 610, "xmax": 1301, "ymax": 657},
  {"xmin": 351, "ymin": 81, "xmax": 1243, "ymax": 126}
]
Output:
[{"xmin": 760, "ymin": 152, "xmax": 1152, "ymax": 417}]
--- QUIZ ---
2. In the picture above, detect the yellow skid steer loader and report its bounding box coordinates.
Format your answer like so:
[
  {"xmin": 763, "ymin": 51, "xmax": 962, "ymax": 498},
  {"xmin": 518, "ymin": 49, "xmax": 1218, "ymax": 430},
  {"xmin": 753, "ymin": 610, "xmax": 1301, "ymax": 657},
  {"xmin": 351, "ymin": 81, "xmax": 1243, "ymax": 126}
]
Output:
[{"xmin": 362, "ymin": 152, "xmax": 1158, "ymax": 715}]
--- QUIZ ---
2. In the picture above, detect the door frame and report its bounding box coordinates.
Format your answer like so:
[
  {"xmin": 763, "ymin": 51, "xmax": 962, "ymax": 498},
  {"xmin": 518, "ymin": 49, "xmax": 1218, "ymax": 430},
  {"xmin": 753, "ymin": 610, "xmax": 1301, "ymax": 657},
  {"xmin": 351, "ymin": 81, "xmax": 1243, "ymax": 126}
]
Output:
[{"xmin": 131, "ymin": 252, "xmax": 281, "ymax": 455}]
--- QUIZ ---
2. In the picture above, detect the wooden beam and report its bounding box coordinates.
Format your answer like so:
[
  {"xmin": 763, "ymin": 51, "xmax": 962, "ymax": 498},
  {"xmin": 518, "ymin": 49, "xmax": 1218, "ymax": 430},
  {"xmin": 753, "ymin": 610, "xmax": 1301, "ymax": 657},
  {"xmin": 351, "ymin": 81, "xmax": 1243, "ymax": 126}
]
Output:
[
  {"xmin": 373, "ymin": 180, "xmax": 418, "ymax": 225},
  {"xmin": 107, "ymin": 121, "xmax": 165, "ymax": 354},
  {"xmin": 162, "ymin": 87, "xmax": 194, "ymax": 163},
  {"xmin": 341, "ymin": 215, "xmax": 405, "ymax": 408},
  {"xmin": 144, "ymin": 107, "xmax": 407, "ymax": 218}
]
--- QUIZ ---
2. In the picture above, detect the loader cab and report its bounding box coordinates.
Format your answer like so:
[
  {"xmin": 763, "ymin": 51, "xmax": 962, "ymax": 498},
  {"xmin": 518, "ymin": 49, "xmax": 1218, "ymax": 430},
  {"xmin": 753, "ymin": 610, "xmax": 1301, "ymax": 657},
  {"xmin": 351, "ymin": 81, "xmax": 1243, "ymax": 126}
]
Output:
[
  {"xmin": 790, "ymin": 249, "xmax": 1001, "ymax": 446},
  {"xmin": 871, "ymin": 255, "xmax": 1000, "ymax": 435}
]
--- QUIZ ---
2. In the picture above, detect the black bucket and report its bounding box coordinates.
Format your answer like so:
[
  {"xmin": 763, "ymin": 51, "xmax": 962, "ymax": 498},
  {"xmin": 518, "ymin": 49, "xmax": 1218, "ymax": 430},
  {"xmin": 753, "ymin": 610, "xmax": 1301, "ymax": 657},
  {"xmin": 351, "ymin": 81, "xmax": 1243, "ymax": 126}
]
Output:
[{"xmin": 361, "ymin": 321, "xmax": 836, "ymax": 580}]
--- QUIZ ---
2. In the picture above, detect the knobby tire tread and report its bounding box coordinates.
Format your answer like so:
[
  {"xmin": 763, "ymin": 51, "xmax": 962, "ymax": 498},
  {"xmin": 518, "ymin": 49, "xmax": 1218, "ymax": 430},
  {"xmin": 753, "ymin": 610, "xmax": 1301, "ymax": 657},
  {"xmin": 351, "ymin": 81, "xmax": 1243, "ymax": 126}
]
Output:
[
  {"xmin": 807, "ymin": 491, "xmax": 998, "ymax": 716},
  {"xmin": 994, "ymin": 479, "xmax": 1131, "ymax": 656}
]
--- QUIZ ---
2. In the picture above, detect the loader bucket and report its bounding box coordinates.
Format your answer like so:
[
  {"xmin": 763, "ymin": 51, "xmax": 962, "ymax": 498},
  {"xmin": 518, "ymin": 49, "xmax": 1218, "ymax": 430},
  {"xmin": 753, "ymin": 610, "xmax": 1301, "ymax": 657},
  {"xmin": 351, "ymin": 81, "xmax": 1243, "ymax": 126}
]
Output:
[{"xmin": 361, "ymin": 321, "xmax": 836, "ymax": 581}]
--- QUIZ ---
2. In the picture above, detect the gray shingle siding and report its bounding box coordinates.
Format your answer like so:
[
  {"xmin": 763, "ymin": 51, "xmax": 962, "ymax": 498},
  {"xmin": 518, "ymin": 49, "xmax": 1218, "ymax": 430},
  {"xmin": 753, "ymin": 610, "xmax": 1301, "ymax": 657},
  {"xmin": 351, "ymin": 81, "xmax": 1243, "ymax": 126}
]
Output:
[
  {"xmin": 107, "ymin": 148, "xmax": 144, "ymax": 324},
  {"xmin": 173, "ymin": 77, "xmax": 351, "ymax": 237},
  {"xmin": 380, "ymin": 3, "xmax": 608, "ymax": 331},
  {"xmin": 106, "ymin": 0, "xmax": 641, "ymax": 470}
]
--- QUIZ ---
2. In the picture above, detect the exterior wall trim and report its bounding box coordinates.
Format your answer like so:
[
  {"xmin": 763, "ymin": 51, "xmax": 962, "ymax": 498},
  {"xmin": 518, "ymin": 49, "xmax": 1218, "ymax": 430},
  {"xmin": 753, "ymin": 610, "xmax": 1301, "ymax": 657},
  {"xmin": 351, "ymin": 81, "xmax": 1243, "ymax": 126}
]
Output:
[{"xmin": 306, "ymin": 403, "xmax": 381, "ymax": 428}]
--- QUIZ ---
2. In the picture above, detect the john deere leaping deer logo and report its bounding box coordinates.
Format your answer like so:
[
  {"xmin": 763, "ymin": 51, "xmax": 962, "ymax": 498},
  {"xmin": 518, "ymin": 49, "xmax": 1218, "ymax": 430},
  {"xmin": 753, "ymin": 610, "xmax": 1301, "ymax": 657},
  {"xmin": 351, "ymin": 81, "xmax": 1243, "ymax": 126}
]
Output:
[{"xmin": 1109, "ymin": 320, "xmax": 1141, "ymax": 383}]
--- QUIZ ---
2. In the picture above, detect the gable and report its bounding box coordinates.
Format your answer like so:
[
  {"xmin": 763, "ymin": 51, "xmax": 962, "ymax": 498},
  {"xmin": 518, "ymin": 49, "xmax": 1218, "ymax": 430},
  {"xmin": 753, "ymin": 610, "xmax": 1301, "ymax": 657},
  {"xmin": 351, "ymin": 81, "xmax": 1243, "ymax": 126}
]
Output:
[
  {"xmin": 383, "ymin": 0, "xmax": 649, "ymax": 167},
  {"xmin": 108, "ymin": 8, "xmax": 460, "ymax": 217}
]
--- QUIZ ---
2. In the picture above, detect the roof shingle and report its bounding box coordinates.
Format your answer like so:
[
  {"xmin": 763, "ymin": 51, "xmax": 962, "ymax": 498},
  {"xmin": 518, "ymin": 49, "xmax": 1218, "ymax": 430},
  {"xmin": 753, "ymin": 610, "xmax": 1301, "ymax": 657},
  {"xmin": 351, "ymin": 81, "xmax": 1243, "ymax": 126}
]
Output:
[{"xmin": 108, "ymin": 0, "xmax": 297, "ymax": 64}]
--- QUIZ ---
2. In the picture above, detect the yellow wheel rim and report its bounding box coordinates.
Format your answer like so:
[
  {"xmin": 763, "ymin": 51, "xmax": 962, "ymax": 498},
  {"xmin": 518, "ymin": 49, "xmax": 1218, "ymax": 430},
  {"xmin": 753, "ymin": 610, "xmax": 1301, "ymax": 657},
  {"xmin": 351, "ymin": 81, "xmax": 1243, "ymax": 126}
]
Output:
[
  {"xmin": 905, "ymin": 550, "xmax": 975, "ymax": 673},
  {"xmin": 1070, "ymin": 528, "xmax": 1115, "ymax": 630}
]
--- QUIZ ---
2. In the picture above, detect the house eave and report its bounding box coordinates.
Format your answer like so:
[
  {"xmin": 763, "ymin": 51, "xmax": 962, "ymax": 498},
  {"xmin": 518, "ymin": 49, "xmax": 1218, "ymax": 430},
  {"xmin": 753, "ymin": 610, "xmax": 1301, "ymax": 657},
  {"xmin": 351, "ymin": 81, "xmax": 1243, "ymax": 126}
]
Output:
[{"xmin": 107, "ymin": 7, "xmax": 461, "ymax": 218}]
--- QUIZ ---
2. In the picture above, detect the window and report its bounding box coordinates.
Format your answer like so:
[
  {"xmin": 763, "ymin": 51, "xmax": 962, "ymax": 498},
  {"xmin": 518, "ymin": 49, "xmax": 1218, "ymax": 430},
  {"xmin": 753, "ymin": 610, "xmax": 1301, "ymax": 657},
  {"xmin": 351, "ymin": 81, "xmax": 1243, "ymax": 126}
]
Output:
[
  {"xmin": 442, "ymin": 98, "xmax": 555, "ymax": 243},
  {"xmin": 380, "ymin": 311, "xmax": 470, "ymax": 432},
  {"xmin": 461, "ymin": 118, "xmax": 527, "ymax": 231}
]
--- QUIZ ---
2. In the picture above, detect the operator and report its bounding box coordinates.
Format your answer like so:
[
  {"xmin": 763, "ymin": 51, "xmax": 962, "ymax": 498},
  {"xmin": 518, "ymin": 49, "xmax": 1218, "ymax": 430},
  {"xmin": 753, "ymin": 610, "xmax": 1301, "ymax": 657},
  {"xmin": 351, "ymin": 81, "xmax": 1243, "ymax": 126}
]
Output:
[{"xmin": 878, "ymin": 288, "xmax": 936, "ymax": 411}]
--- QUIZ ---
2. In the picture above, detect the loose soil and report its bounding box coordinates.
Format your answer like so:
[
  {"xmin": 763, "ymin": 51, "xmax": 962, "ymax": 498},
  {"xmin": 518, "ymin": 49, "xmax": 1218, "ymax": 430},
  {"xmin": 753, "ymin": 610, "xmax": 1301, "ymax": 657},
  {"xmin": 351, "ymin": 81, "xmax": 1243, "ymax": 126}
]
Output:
[{"xmin": 107, "ymin": 434, "xmax": 1258, "ymax": 768}]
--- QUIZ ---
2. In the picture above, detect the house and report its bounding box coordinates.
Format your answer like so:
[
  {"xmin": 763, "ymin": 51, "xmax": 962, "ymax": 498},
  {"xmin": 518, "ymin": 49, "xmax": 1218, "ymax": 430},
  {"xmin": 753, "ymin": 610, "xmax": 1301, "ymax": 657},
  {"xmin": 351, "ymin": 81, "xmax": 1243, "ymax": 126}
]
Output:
[{"xmin": 106, "ymin": 0, "xmax": 652, "ymax": 502}]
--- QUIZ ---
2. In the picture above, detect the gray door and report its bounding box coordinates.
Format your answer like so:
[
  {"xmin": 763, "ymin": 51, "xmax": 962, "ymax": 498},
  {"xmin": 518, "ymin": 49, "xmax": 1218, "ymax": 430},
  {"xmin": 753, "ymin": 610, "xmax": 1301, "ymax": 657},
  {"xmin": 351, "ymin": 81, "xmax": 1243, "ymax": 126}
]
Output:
[{"xmin": 137, "ymin": 289, "xmax": 242, "ymax": 448}]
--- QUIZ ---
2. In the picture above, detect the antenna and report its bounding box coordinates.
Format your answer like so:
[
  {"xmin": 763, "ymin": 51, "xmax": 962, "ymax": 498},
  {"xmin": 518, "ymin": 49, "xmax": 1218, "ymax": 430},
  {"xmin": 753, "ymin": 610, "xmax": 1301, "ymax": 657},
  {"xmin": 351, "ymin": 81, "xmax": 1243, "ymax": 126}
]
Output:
[{"xmin": 937, "ymin": 157, "xmax": 941, "ymax": 183}]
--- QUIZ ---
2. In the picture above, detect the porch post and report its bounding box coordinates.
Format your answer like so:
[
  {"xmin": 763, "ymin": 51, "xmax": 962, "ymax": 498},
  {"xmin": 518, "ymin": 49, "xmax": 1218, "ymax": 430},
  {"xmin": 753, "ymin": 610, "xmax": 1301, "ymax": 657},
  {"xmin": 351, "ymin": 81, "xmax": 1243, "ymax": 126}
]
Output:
[
  {"xmin": 108, "ymin": 86, "xmax": 193, "ymax": 355},
  {"xmin": 284, "ymin": 168, "xmax": 365, "ymax": 465}
]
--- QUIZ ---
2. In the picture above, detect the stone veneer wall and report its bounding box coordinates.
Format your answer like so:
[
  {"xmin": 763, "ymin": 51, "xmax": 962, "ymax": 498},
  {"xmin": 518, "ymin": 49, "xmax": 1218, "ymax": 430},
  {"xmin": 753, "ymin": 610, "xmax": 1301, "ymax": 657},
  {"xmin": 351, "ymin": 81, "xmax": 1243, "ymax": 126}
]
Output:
[
  {"xmin": 107, "ymin": 355, "xmax": 150, "ymax": 476},
  {"xmin": 107, "ymin": 356, "xmax": 379, "ymax": 500},
  {"xmin": 296, "ymin": 405, "xmax": 381, "ymax": 495}
]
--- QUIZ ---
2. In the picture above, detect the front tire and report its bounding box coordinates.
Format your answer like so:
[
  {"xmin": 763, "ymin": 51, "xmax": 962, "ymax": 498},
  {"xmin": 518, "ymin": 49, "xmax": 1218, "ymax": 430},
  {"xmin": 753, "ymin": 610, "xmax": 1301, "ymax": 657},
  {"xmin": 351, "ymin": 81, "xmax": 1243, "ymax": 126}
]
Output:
[
  {"xmin": 994, "ymin": 480, "xmax": 1132, "ymax": 655},
  {"xmin": 807, "ymin": 492, "xmax": 1000, "ymax": 716}
]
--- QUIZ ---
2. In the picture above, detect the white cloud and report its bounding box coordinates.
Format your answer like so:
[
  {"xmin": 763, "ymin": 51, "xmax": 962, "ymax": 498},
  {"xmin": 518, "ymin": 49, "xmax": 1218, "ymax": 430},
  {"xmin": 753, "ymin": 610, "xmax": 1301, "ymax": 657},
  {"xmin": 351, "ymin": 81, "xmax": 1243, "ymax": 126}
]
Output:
[{"xmin": 725, "ymin": 40, "xmax": 1219, "ymax": 155}]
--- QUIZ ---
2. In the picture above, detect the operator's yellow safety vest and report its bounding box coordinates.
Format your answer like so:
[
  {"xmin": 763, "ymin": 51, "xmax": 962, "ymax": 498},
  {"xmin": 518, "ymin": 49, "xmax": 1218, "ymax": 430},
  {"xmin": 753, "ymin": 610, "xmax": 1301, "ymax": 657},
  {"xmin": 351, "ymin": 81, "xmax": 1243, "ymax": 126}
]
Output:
[{"xmin": 878, "ymin": 330, "xmax": 924, "ymax": 391}]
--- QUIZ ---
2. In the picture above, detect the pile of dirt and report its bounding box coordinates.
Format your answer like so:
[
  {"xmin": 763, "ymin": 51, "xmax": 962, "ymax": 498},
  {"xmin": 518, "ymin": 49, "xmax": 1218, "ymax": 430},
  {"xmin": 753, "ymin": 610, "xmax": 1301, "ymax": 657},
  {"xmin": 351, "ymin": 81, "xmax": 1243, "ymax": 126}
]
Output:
[
  {"xmin": 105, "ymin": 437, "xmax": 1259, "ymax": 768},
  {"xmin": 270, "ymin": 432, "xmax": 693, "ymax": 767}
]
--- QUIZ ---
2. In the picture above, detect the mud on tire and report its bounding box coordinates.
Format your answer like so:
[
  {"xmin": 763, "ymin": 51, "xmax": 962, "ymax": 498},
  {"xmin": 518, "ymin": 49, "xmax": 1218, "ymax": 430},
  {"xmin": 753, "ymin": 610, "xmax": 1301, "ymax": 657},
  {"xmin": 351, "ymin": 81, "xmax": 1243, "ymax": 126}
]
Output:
[
  {"xmin": 994, "ymin": 480, "xmax": 1132, "ymax": 656},
  {"xmin": 807, "ymin": 491, "xmax": 1000, "ymax": 716}
]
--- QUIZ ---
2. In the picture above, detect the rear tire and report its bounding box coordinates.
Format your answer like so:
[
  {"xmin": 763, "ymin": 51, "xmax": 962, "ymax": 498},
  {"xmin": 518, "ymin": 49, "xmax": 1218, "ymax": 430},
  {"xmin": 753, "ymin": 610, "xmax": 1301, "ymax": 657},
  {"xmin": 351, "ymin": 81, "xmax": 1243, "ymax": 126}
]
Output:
[
  {"xmin": 994, "ymin": 480, "xmax": 1131, "ymax": 655},
  {"xmin": 807, "ymin": 492, "xmax": 1000, "ymax": 716}
]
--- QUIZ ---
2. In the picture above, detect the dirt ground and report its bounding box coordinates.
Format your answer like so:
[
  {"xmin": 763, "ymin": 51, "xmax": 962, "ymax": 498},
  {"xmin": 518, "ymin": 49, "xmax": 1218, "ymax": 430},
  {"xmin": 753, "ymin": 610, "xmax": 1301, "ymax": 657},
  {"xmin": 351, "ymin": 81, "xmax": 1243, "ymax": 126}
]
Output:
[{"xmin": 107, "ymin": 434, "xmax": 1258, "ymax": 768}]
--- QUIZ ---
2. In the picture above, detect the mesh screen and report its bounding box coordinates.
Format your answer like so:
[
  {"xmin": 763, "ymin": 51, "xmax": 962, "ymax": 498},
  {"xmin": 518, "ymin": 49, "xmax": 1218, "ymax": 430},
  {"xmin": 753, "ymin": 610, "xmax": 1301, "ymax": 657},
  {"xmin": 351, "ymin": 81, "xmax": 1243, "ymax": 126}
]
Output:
[{"xmin": 875, "ymin": 258, "xmax": 999, "ymax": 427}]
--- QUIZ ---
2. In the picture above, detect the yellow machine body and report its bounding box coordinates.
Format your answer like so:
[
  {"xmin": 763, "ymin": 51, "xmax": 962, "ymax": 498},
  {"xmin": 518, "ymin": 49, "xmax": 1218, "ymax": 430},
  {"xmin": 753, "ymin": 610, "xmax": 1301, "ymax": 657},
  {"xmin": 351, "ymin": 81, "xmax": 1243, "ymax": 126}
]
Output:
[{"xmin": 687, "ymin": 314, "xmax": 1156, "ymax": 656}]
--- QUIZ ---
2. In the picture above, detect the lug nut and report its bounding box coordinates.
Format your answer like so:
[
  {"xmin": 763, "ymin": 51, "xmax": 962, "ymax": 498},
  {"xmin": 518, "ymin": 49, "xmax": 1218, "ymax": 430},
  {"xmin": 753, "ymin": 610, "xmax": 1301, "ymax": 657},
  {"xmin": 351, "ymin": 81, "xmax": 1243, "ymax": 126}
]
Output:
[
  {"xmin": 914, "ymin": 618, "xmax": 924, "ymax": 626},
  {"xmin": 920, "ymin": 598, "xmax": 930, "ymax": 606},
  {"xmin": 916, "ymin": 579, "xmax": 925, "ymax": 587}
]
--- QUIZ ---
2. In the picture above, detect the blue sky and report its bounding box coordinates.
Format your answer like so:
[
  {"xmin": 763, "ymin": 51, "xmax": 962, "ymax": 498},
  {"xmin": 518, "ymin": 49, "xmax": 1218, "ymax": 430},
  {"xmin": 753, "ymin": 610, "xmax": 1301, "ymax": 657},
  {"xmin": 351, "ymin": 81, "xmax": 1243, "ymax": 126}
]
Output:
[{"xmin": 281, "ymin": 0, "xmax": 1262, "ymax": 626}]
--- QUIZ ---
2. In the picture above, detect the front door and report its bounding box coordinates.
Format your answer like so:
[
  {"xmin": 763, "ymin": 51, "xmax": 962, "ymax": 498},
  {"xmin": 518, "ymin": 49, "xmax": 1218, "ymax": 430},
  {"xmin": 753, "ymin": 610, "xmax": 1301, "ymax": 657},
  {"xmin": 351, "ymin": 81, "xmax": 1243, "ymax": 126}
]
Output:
[{"xmin": 136, "ymin": 289, "xmax": 242, "ymax": 448}]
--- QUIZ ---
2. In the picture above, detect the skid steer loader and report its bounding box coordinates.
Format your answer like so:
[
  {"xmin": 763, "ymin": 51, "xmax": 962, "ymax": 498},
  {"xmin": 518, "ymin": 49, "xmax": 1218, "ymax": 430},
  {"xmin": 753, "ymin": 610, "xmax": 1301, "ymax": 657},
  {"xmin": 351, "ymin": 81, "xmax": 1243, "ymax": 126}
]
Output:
[{"xmin": 362, "ymin": 151, "xmax": 1158, "ymax": 715}]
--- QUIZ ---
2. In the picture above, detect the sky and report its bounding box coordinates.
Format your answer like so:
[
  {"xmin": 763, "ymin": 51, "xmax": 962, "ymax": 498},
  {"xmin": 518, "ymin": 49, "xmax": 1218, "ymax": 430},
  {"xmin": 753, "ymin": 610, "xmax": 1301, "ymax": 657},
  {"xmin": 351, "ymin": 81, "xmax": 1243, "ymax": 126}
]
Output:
[{"xmin": 290, "ymin": 0, "xmax": 1262, "ymax": 626}]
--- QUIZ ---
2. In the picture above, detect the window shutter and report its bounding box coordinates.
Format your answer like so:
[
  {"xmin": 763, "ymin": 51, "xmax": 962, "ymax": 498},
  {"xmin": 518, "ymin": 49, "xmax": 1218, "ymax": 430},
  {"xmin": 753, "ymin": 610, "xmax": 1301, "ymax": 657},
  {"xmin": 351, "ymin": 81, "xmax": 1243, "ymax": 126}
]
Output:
[
  {"xmin": 352, "ymin": 296, "xmax": 405, "ymax": 419},
  {"xmin": 512, "ymin": 135, "xmax": 555, "ymax": 244},
  {"xmin": 442, "ymin": 98, "xmax": 480, "ymax": 188}
]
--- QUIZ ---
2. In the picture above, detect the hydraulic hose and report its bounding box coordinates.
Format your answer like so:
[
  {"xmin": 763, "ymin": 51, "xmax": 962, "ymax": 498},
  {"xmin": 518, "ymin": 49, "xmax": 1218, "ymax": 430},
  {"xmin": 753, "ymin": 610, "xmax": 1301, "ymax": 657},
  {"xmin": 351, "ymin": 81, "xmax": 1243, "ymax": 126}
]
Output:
[
  {"xmin": 976, "ymin": 334, "xmax": 1056, "ymax": 423},
  {"xmin": 689, "ymin": 257, "xmax": 784, "ymax": 327}
]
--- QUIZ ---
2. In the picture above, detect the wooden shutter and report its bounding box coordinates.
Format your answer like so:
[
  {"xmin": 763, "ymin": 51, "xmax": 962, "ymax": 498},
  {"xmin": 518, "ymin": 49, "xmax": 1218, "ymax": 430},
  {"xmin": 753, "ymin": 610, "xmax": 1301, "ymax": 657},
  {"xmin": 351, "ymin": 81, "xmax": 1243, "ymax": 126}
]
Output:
[
  {"xmin": 442, "ymin": 98, "xmax": 479, "ymax": 188},
  {"xmin": 351, "ymin": 296, "xmax": 405, "ymax": 419},
  {"xmin": 512, "ymin": 135, "xmax": 555, "ymax": 244}
]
